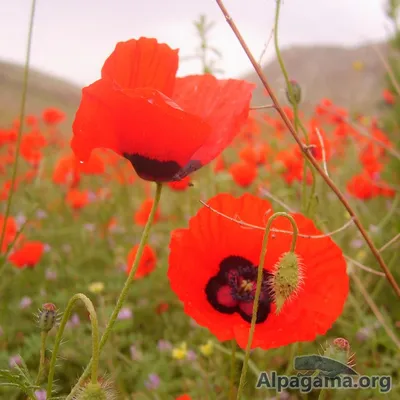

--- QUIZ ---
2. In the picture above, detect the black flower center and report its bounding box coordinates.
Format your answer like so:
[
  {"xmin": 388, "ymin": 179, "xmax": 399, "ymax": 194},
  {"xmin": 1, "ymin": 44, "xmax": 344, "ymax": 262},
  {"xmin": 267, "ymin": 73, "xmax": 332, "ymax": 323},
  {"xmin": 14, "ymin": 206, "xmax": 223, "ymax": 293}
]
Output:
[{"xmin": 205, "ymin": 256, "xmax": 273, "ymax": 323}]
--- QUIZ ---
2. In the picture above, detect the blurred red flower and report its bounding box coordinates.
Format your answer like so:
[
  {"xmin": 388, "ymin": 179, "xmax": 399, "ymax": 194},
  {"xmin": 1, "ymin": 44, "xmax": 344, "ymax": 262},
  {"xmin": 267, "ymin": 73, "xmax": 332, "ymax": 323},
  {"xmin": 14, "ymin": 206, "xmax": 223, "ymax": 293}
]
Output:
[
  {"xmin": 8, "ymin": 241, "xmax": 44, "ymax": 269},
  {"xmin": 126, "ymin": 244, "xmax": 156, "ymax": 279}
]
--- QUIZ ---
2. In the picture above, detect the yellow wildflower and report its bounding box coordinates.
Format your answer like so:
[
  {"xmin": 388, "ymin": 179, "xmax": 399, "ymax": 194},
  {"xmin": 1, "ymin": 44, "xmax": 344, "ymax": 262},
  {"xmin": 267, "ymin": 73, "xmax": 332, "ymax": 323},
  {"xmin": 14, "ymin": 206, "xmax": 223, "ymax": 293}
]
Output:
[
  {"xmin": 88, "ymin": 282, "xmax": 104, "ymax": 294},
  {"xmin": 199, "ymin": 340, "xmax": 214, "ymax": 356},
  {"xmin": 172, "ymin": 342, "xmax": 188, "ymax": 360}
]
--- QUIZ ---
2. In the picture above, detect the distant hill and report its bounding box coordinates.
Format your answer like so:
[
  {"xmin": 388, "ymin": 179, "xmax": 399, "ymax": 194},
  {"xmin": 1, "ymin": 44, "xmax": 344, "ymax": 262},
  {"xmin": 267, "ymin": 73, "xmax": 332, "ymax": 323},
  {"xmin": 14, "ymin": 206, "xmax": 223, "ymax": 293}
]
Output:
[
  {"xmin": 0, "ymin": 60, "xmax": 81, "ymax": 130},
  {"xmin": 244, "ymin": 41, "xmax": 388, "ymax": 115},
  {"xmin": 0, "ymin": 41, "xmax": 389, "ymax": 131}
]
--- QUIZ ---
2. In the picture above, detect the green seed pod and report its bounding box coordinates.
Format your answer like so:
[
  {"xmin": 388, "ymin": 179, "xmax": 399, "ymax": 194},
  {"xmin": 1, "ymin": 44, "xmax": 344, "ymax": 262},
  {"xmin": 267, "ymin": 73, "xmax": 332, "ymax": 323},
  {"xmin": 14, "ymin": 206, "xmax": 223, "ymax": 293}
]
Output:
[
  {"xmin": 270, "ymin": 252, "xmax": 303, "ymax": 314},
  {"xmin": 286, "ymin": 79, "xmax": 302, "ymax": 105},
  {"xmin": 37, "ymin": 303, "xmax": 57, "ymax": 332}
]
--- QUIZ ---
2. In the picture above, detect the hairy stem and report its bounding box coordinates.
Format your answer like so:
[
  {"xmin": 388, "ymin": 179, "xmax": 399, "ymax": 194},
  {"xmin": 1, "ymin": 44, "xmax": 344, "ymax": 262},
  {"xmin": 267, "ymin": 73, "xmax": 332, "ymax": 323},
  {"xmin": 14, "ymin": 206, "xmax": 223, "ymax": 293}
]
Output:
[
  {"xmin": 236, "ymin": 212, "xmax": 298, "ymax": 399},
  {"xmin": 272, "ymin": 0, "xmax": 317, "ymax": 215},
  {"xmin": 46, "ymin": 293, "xmax": 100, "ymax": 397},
  {"xmin": 215, "ymin": 0, "xmax": 400, "ymax": 299},
  {"xmin": 35, "ymin": 331, "xmax": 48, "ymax": 385},
  {"xmin": 67, "ymin": 182, "xmax": 163, "ymax": 399}
]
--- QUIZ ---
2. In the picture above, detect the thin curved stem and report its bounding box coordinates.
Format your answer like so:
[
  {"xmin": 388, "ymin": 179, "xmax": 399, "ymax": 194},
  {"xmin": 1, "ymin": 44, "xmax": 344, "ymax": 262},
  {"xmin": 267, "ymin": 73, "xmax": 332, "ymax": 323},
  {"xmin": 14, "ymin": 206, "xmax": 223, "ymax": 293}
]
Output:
[
  {"xmin": 272, "ymin": 0, "xmax": 316, "ymax": 215},
  {"xmin": 35, "ymin": 331, "xmax": 48, "ymax": 385},
  {"xmin": 67, "ymin": 182, "xmax": 163, "ymax": 399},
  {"xmin": 215, "ymin": 0, "xmax": 400, "ymax": 299},
  {"xmin": 46, "ymin": 293, "xmax": 99, "ymax": 397},
  {"xmin": 236, "ymin": 212, "xmax": 298, "ymax": 399},
  {"xmin": 0, "ymin": 0, "xmax": 36, "ymax": 259}
]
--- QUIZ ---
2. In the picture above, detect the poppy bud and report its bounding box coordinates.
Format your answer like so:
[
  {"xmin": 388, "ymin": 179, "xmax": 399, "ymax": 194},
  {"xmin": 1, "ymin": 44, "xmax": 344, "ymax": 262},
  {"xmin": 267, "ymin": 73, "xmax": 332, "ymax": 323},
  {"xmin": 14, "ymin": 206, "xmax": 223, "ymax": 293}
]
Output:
[
  {"xmin": 324, "ymin": 337, "xmax": 353, "ymax": 367},
  {"xmin": 285, "ymin": 80, "xmax": 302, "ymax": 105},
  {"xmin": 37, "ymin": 303, "xmax": 58, "ymax": 332},
  {"xmin": 75, "ymin": 382, "xmax": 116, "ymax": 400},
  {"xmin": 270, "ymin": 252, "xmax": 303, "ymax": 314}
]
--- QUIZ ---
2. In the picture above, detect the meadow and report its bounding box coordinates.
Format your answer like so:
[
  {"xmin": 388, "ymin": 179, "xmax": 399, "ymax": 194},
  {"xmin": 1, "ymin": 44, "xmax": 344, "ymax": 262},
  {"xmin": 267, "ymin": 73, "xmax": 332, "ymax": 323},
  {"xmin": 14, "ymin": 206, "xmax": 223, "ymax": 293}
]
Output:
[{"xmin": 0, "ymin": 1, "xmax": 399, "ymax": 399}]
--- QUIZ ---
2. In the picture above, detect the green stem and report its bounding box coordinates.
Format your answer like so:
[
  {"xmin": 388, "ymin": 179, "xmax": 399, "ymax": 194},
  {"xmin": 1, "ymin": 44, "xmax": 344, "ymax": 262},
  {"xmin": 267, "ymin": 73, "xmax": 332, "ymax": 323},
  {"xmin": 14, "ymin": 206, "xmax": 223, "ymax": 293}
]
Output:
[
  {"xmin": 35, "ymin": 331, "xmax": 48, "ymax": 385},
  {"xmin": 229, "ymin": 340, "xmax": 237, "ymax": 399},
  {"xmin": 273, "ymin": 0, "xmax": 316, "ymax": 215},
  {"xmin": 46, "ymin": 293, "xmax": 99, "ymax": 397},
  {"xmin": 0, "ymin": 0, "xmax": 36, "ymax": 259},
  {"xmin": 378, "ymin": 194, "xmax": 399, "ymax": 230},
  {"xmin": 236, "ymin": 212, "xmax": 299, "ymax": 400},
  {"xmin": 213, "ymin": 342, "xmax": 261, "ymax": 377},
  {"xmin": 66, "ymin": 182, "xmax": 163, "ymax": 399}
]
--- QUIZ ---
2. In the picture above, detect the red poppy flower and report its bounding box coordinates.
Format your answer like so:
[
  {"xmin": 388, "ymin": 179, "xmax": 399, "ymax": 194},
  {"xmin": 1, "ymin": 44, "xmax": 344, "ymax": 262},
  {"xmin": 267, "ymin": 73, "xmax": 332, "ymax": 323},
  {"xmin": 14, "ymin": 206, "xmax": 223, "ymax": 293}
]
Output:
[
  {"xmin": 8, "ymin": 241, "xmax": 45, "ymax": 269},
  {"xmin": 134, "ymin": 198, "xmax": 161, "ymax": 226},
  {"xmin": 53, "ymin": 154, "xmax": 81, "ymax": 187},
  {"xmin": 20, "ymin": 130, "xmax": 47, "ymax": 166},
  {"xmin": 0, "ymin": 128, "xmax": 17, "ymax": 146},
  {"xmin": 175, "ymin": 395, "xmax": 192, "ymax": 400},
  {"xmin": 66, "ymin": 189, "xmax": 90, "ymax": 210},
  {"xmin": 347, "ymin": 173, "xmax": 395, "ymax": 199},
  {"xmin": 71, "ymin": 37, "xmax": 254, "ymax": 182},
  {"xmin": 42, "ymin": 107, "xmax": 65, "ymax": 125},
  {"xmin": 382, "ymin": 89, "xmax": 395, "ymax": 105},
  {"xmin": 239, "ymin": 144, "xmax": 268, "ymax": 166},
  {"xmin": 229, "ymin": 162, "xmax": 257, "ymax": 188},
  {"xmin": 168, "ymin": 193, "xmax": 349, "ymax": 349},
  {"xmin": 126, "ymin": 244, "xmax": 156, "ymax": 279},
  {"xmin": 0, "ymin": 215, "xmax": 17, "ymax": 253}
]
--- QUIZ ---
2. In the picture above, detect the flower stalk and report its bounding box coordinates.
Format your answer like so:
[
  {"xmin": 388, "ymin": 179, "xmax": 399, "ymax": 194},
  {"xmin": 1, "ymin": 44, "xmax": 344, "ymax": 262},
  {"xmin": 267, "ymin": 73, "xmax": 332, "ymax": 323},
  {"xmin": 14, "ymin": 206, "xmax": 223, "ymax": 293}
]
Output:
[
  {"xmin": 67, "ymin": 182, "xmax": 163, "ymax": 399},
  {"xmin": 236, "ymin": 212, "xmax": 299, "ymax": 399},
  {"xmin": 46, "ymin": 293, "xmax": 100, "ymax": 397}
]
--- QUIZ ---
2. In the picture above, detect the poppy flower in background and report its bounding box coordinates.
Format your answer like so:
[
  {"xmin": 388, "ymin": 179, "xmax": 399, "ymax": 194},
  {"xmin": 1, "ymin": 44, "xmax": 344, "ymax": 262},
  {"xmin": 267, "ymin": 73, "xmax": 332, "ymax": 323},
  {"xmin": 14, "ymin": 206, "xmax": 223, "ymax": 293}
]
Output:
[
  {"xmin": 168, "ymin": 193, "xmax": 349, "ymax": 350},
  {"xmin": 126, "ymin": 244, "xmax": 156, "ymax": 279},
  {"xmin": 347, "ymin": 173, "xmax": 395, "ymax": 200},
  {"xmin": 66, "ymin": 188, "xmax": 90, "ymax": 210},
  {"xmin": 8, "ymin": 241, "xmax": 45, "ymax": 269},
  {"xmin": 238, "ymin": 144, "xmax": 268, "ymax": 166},
  {"xmin": 42, "ymin": 107, "xmax": 65, "ymax": 125},
  {"xmin": 71, "ymin": 37, "xmax": 255, "ymax": 182},
  {"xmin": 229, "ymin": 162, "xmax": 257, "ymax": 188},
  {"xmin": 20, "ymin": 130, "xmax": 47, "ymax": 166},
  {"xmin": 0, "ymin": 215, "xmax": 17, "ymax": 253},
  {"xmin": 0, "ymin": 128, "xmax": 17, "ymax": 146},
  {"xmin": 134, "ymin": 198, "xmax": 161, "ymax": 226},
  {"xmin": 382, "ymin": 88, "xmax": 395, "ymax": 105}
]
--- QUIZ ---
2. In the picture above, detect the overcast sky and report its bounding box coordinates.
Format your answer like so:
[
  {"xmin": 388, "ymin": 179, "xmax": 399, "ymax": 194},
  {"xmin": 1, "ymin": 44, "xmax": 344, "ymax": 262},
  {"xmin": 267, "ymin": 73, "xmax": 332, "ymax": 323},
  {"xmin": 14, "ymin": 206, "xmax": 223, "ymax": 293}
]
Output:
[{"xmin": 1, "ymin": 0, "xmax": 391, "ymax": 86}]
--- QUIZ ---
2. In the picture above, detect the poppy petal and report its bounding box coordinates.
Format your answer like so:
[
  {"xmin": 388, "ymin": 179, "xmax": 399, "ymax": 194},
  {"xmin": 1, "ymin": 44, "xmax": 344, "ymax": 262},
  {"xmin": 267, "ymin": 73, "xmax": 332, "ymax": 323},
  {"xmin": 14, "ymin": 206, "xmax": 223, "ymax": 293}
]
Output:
[
  {"xmin": 101, "ymin": 37, "xmax": 179, "ymax": 97},
  {"xmin": 72, "ymin": 79, "xmax": 211, "ymax": 181},
  {"xmin": 171, "ymin": 75, "xmax": 255, "ymax": 179}
]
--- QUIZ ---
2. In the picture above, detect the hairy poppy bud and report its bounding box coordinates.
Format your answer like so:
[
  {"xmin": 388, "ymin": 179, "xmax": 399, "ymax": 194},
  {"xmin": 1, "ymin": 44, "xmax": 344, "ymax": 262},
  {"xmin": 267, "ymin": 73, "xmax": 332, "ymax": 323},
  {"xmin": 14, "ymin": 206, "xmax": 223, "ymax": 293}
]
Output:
[
  {"xmin": 37, "ymin": 303, "xmax": 58, "ymax": 332},
  {"xmin": 270, "ymin": 252, "xmax": 303, "ymax": 314},
  {"xmin": 75, "ymin": 382, "xmax": 116, "ymax": 400},
  {"xmin": 324, "ymin": 337, "xmax": 353, "ymax": 367},
  {"xmin": 285, "ymin": 79, "xmax": 302, "ymax": 105}
]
